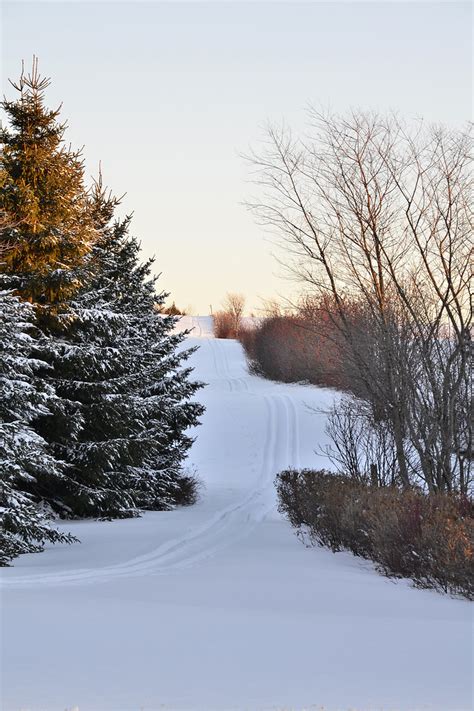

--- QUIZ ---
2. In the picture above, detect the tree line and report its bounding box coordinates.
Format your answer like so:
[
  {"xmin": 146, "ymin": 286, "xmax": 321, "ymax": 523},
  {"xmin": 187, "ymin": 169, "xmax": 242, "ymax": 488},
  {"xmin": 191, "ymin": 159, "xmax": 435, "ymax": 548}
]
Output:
[{"xmin": 0, "ymin": 60, "xmax": 204, "ymax": 565}]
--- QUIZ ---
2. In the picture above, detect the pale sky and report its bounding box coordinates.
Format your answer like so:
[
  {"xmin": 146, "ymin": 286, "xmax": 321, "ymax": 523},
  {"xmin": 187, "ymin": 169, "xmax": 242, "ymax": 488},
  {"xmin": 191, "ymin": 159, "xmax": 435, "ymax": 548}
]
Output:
[{"xmin": 1, "ymin": 1, "xmax": 472, "ymax": 314}]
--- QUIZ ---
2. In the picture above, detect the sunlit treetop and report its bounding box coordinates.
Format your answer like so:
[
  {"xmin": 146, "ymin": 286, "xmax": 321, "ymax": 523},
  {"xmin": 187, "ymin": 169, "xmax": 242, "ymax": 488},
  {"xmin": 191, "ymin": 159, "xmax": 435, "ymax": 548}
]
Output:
[{"xmin": 0, "ymin": 57, "xmax": 97, "ymax": 304}]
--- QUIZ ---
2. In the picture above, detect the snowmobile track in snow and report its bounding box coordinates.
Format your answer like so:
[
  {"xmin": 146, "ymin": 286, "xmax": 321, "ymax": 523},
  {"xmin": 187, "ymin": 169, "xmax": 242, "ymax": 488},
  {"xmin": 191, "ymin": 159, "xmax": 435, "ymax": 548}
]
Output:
[
  {"xmin": 207, "ymin": 336, "xmax": 249, "ymax": 393},
  {"xmin": 1, "ymin": 341, "xmax": 298, "ymax": 589}
]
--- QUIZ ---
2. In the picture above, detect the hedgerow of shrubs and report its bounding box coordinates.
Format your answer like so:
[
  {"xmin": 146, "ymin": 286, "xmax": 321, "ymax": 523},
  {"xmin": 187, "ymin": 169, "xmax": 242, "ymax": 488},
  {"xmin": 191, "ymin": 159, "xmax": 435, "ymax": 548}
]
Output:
[
  {"xmin": 276, "ymin": 469, "xmax": 473, "ymax": 599},
  {"xmin": 238, "ymin": 312, "xmax": 356, "ymax": 391}
]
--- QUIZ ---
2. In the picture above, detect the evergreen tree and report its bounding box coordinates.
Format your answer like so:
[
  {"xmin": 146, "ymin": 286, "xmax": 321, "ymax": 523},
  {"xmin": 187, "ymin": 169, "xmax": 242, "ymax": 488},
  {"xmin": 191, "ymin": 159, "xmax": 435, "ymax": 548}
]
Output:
[
  {"xmin": 0, "ymin": 291, "xmax": 75, "ymax": 565},
  {"xmin": 0, "ymin": 60, "xmax": 98, "ymax": 517},
  {"xmin": 35, "ymin": 183, "xmax": 205, "ymax": 517},
  {"xmin": 1, "ymin": 61, "xmax": 204, "ymax": 524},
  {"xmin": 0, "ymin": 58, "xmax": 96, "ymax": 305}
]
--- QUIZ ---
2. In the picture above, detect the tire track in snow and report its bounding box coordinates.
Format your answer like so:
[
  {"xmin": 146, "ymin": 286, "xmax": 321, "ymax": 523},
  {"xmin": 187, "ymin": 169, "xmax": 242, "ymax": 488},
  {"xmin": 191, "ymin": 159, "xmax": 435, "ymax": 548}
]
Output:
[
  {"xmin": 206, "ymin": 337, "xmax": 220, "ymax": 379},
  {"xmin": 208, "ymin": 337, "xmax": 230, "ymax": 389},
  {"xmin": 3, "ymin": 397, "xmax": 278, "ymax": 586},
  {"xmin": 1, "ymin": 341, "xmax": 299, "ymax": 588},
  {"xmin": 1, "ymin": 393, "xmax": 291, "ymax": 588},
  {"xmin": 283, "ymin": 393, "xmax": 301, "ymax": 469},
  {"xmin": 208, "ymin": 337, "xmax": 249, "ymax": 393},
  {"xmin": 215, "ymin": 338, "xmax": 229, "ymax": 381}
]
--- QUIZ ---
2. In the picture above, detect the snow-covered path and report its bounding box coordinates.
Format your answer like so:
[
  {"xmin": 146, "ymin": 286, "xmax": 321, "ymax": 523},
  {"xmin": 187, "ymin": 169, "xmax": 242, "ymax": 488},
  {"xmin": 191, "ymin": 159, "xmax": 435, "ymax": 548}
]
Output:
[{"xmin": 1, "ymin": 318, "xmax": 472, "ymax": 710}]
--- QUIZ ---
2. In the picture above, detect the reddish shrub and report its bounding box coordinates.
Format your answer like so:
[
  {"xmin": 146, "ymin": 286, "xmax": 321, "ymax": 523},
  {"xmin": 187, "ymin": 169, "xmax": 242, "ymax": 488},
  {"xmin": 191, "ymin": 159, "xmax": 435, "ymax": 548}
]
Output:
[
  {"xmin": 237, "ymin": 323, "xmax": 257, "ymax": 355},
  {"xmin": 276, "ymin": 468, "xmax": 473, "ymax": 599},
  {"xmin": 213, "ymin": 293, "xmax": 246, "ymax": 339},
  {"xmin": 213, "ymin": 311, "xmax": 237, "ymax": 339},
  {"xmin": 238, "ymin": 314, "xmax": 351, "ymax": 389}
]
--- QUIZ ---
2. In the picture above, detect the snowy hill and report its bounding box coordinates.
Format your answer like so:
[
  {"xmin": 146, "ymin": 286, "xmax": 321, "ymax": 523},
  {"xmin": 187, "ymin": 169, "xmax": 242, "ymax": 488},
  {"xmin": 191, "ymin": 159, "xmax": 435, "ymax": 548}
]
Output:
[{"xmin": 1, "ymin": 326, "xmax": 471, "ymax": 710}]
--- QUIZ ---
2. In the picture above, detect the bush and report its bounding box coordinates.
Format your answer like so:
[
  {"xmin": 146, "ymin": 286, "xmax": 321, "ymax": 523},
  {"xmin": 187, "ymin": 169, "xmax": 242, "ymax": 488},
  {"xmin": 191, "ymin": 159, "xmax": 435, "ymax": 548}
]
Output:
[
  {"xmin": 238, "ymin": 314, "xmax": 351, "ymax": 389},
  {"xmin": 213, "ymin": 311, "xmax": 238, "ymax": 339},
  {"xmin": 175, "ymin": 471, "xmax": 201, "ymax": 507},
  {"xmin": 276, "ymin": 469, "xmax": 473, "ymax": 599},
  {"xmin": 213, "ymin": 293, "xmax": 246, "ymax": 339},
  {"xmin": 237, "ymin": 322, "xmax": 258, "ymax": 363}
]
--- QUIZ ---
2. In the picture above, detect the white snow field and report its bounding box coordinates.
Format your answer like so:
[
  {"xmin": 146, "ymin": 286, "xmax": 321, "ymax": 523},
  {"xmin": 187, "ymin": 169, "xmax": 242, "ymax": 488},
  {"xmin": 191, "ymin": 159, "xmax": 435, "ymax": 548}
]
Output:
[{"xmin": 1, "ymin": 317, "xmax": 472, "ymax": 711}]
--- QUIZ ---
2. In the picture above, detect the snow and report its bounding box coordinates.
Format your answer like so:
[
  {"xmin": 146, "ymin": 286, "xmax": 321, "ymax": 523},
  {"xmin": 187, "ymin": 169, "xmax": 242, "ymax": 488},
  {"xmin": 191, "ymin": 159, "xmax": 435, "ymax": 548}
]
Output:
[
  {"xmin": 173, "ymin": 314, "xmax": 215, "ymax": 337},
  {"xmin": 1, "ymin": 317, "xmax": 472, "ymax": 711}
]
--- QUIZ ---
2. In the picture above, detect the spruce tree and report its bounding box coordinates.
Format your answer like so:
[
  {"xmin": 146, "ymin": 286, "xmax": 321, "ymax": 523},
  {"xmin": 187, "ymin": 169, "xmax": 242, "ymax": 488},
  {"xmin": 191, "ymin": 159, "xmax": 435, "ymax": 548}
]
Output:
[
  {"xmin": 0, "ymin": 58, "xmax": 96, "ymax": 305},
  {"xmin": 0, "ymin": 60, "xmax": 99, "ymax": 518},
  {"xmin": 36, "ymin": 183, "xmax": 205, "ymax": 517},
  {"xmin": 1, "ymin": 63, "xmax": 205, "ymax": 522},
  {"xmin": 0, "ymin": 291, "xmax": 75, "ymax": 565}
]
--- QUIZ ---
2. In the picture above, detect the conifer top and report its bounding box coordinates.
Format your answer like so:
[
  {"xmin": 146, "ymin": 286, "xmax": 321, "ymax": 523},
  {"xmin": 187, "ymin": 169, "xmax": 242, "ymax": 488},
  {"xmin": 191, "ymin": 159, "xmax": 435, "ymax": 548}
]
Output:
[{"xmin": 0, "ymin": 57, "xmax": 96, "ymax": 304}]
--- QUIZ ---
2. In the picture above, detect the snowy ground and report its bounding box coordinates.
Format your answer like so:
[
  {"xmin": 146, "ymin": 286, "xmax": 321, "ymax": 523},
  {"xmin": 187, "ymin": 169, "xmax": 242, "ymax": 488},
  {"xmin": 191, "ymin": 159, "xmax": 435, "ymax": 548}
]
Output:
[{"xmin": 1, "ymin": 317, "xmax": 472, "ymax": 711}]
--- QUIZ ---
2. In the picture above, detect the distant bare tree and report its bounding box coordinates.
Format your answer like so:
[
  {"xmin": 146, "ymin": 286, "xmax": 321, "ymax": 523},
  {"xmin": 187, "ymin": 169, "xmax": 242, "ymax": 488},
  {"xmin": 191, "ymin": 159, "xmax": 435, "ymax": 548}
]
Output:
[
  {"xmin": 223, "ymin": 292, "xmax": 245, "ymax": 334},
  {"xmin": 259, "ymin": 297, "xmax": 285, "ymax": 318}
]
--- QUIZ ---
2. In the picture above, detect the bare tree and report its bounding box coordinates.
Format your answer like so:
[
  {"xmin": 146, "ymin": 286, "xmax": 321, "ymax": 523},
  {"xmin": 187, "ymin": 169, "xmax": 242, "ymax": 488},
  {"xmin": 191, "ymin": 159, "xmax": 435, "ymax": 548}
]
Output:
[
  {"xmin": 213, "ymin": 293, "xmax": 246, "ymax": 339},
  {"xmin": 223, "ymin": 292, "xmax": 245, "ymax": 334},
  {"xmin": 324, "ymin": 397, "xmax": 399, "ymax": 487},
  {"xmin": 247, "ymin": 111, "xmax": 472, "ymax": 493}
]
